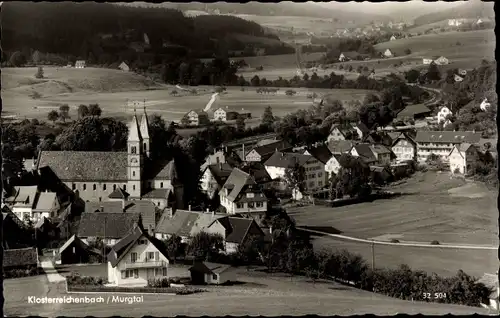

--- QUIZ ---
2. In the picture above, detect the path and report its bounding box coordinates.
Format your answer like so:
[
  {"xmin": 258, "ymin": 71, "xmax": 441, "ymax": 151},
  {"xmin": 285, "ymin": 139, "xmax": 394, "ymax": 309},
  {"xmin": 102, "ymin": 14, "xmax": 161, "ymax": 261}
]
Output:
[
  {"xmin": 40, "ymin": 259, "xmax": 67, "ymax": 283},
  {"xmin": 297, "ymin": 227, "xmax": 497, "ymax": 250}
]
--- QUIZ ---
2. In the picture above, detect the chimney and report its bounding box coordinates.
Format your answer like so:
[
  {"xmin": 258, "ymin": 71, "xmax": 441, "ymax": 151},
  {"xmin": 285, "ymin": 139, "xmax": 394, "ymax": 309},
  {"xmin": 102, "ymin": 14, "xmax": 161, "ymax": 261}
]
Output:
[{"xmin": 188, "ymin": 205, "xmax": 191, "ymax": 211}]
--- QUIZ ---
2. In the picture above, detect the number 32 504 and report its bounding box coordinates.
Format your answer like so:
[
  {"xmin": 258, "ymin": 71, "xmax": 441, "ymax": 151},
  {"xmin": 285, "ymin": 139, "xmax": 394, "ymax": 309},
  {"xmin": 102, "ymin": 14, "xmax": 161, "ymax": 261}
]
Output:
[{"xmin": 423, "ymin": 292, "xmax": 447, "ymax": 299}]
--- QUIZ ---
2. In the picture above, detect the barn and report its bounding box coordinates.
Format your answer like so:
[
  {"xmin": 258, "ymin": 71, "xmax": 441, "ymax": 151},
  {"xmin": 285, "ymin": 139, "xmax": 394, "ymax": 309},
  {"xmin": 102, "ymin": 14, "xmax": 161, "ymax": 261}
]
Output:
[
  {"xmin": 58, "ymin": 234, "xmax": 103, "ymax": 264},
  {"xmin": 189, "ymin": 261, "xmax": 236, "ymax": 285}
]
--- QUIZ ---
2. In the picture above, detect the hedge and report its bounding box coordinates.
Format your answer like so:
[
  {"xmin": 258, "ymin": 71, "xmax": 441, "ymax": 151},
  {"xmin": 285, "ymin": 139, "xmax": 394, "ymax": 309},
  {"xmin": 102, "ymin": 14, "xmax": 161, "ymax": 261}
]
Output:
[
  {"xmin": 4, "ymin": 267, "xmax": 43, "ymax": 279},
  {"xmin": 68, "ymin": 284, "xmax": 204, "ymax": 295}
]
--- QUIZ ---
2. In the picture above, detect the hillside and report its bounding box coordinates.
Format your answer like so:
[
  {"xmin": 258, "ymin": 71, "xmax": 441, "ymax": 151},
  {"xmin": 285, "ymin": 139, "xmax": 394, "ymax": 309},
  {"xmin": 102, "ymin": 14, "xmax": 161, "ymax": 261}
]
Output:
[
  {"xmin": 413, "ymin": 1, "xmax": 494, "ymax": 26},
  {"xmin": 1, "ymin": 2, "xmax": 289, "ymax": 60}
]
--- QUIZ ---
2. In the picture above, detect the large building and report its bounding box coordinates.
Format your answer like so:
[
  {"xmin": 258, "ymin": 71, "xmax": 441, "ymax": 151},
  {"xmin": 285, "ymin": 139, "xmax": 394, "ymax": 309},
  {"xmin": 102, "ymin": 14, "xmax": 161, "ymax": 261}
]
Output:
[
  {"xmin": 36, "ymin": 108, "xmax": 184, "ymax": 208},
  {"xmin": 415, "ymin": 131, "xmax": 482, "ymax": 163}
]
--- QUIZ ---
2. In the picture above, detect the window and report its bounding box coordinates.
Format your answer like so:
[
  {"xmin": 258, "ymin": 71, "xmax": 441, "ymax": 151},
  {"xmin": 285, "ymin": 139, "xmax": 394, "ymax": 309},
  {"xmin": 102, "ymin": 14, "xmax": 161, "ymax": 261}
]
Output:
[
  {"xmin": 131, "ymin": 146, "xmax": 137, "ymax": 154},
  {"xmin": 133, "ymin": 185, "xmax": 136, "ymax": 191},
  {"xmin": 130, "ymin": 252, "xmax": 137, "ymax": 263},
  {"xmin": 318, "ymin": 181, "xmax": 323, "ymax": 186},
  {"xmin": 256, "ymin": 202, "xmax": 263, "ymax": 208},
  {"xmin": 162, "ymin": 267, "xmax": 167, "ymax": 276},
  {"xmin": 133, "ymin": 171, "xmax": 136, "ymax": 177},
  {"xmin": 83, "ymin": 184, "xmax": 87, "ymax": 191},
  {"xmin": 160, "ymin": 182, "xmax": 164, "ymax": 188},
  {"xmin": 236, "ymin": 203, "xmax": 243, "ymax": 209},
  {"xmin": 246, "ymin": 193, "xmax": 254, "ymax": 198},
  {"xmin": 147, "ymin": 252, "xmax": 155, "ymax": 261},
  {"xmin": 99, "ymin": 197, "xmax": 102, "ymax": 202},
  {"xmin": 113, "ymin": 184, "xmax": 116, "ymax": 191},
  {"xmin": 72, "ymin": 183, "xmax": 76, "ymax": 190},
  {"xmin": 103, "ymin": 184, "xmax": 106, "ymax": 191},
  {"xmin": 155, "ymin": 252, "xmax": 159, "ymax": 260},
  {"xmin": 216, "ymin": 157, "xmax": 220, "ymax": 164},
  {"xmin": 212, "ymin": 274, "xmax": 218, "ymax": 280},
  {"xmin": 248, "ymin": 202, "xmax": 255, "ymax": 208},
  {"xmin": 133, "ymin": 269, "xmax": 139, "ymax": 278},
  {"xmin": 93, "ymin": 184, "xmax": 96, "ymax": 191},
  {"xmin": 318, "ymin": 172, "xmax": 323, "ymax": 177},
  {"xmin": 158, "ymin": 202, "xmax": 160, "ymax": 206},
  {"xmin": 143, "ymin": 143, "xmax": 147, "ymax": 152}
]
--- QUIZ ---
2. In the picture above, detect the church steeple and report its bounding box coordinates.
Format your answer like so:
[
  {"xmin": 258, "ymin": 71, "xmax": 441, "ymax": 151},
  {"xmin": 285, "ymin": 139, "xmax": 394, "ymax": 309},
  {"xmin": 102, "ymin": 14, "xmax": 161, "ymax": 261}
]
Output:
[
  {"xmin": 127, "ymin": 104, "xmax": 143, "ymax": 198},
  {"xmin": 128, "ymin": 108, "xmax": 142, "ymax": 143},
  {"xmin": 139, "ymin": 101, "xmax": 151, "ymax": 157}
]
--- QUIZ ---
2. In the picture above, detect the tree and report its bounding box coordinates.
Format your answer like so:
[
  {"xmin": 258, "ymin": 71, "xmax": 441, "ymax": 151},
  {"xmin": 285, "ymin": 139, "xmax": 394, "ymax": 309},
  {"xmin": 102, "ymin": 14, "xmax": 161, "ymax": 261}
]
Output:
[
  {"xmin": 284, "ymin": 162, "xmax": 306, "ymax": 193},
  {"xmin": 170, "ymin": 90, "xmax": 178, "ymax": 96},
  {"xmin": 35, "ymin": 66, "xmax": 44, "ymax": 79},
  {"xmin": 302, "ymin": 73, "xmax": 310, "ymax": 81},
  {"xmin": 237, "ymin": 235, "xmax": 265, "ymax": 266},
  {"xmin": 59, "ymin": 104, "xmax": 70, "ymax": 122},
  {"xmin": 163, "ymin": 235, "xmax": 182, "ymax": 263},
  {"xmin": 181, "ymin": 115, "xmax": 190, "ymax": 126},
  {"xmin": 77, "ymin": 104, "xmax": 90, "ymax": 119},
  {"xmin": 32, "ymin": 50, "xmax": 42, "ymax": 64},
  {"xmin": 331, "ymin": 155, "xmax": 372, "ymax": 199},
  {"xmin": 188, "ymin": 232, "xmax": 224, "ymax": 261},
  {"xmin": 88, "ymin": 104, "xmax": 102, "ymax": 117},
  {"xmin": 9, "ymin": 51, "xmax": 26, "ymax": 67},
  {"xmin": 262, "ymin": 106, "xmax": 275, "ymax": 127},
  {"xmin": 347, "ymin": 65, "xmax": 353, "ymax": 72},
  {"xmin": 250, "ymin": 75, "xmax": 260, "ymax": 87},
  {"xmin": 426, "ymin": 62, "xmax": 441, "ymax": 82},
  {"xmin": 404, "ymin": 48, "xmax": 412, "ymax": 55},
  {"xmin": 236, "ymin": 115, "xmax": 246, "ymax": 131},
  {"xmin": 405, "ymin": 69, "xmax": 420, "ymax": 83},
  {"xmin": 47, "ymin": 110, "xmax": 59, "ymax": 123}
]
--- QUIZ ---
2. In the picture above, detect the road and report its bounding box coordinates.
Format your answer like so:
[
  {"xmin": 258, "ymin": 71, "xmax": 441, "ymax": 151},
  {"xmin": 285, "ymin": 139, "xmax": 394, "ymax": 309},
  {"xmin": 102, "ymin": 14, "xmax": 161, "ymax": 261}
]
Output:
[{"xmin": 4, "ymin": 266, "xmax": 489, "ymax": 316}]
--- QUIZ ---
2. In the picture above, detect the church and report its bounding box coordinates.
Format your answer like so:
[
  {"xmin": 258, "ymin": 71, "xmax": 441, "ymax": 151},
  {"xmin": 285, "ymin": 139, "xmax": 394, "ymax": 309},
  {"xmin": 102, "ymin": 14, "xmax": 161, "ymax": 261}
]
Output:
[{"xmin": 36, "ymin": 107, "xmax": 184, "ymax": 209}]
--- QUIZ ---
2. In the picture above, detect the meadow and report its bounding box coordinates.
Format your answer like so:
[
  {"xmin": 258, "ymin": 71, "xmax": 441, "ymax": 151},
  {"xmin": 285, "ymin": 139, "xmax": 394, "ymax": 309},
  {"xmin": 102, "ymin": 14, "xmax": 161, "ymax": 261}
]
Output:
[
  {"xmin": 289, "ymin": 171, "xmax": 498, "ymax": 278},
  {"xmin": 202, "ymin": 52, "xmax": 325, "ymax": 69}
]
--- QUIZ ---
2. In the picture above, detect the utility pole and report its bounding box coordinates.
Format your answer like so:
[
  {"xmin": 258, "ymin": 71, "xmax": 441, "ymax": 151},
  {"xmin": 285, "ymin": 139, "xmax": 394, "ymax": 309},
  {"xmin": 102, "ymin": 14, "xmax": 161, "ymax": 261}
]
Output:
[{"xmin": 371, "ymin": 240, "xmax": 375, "ymax": 270}]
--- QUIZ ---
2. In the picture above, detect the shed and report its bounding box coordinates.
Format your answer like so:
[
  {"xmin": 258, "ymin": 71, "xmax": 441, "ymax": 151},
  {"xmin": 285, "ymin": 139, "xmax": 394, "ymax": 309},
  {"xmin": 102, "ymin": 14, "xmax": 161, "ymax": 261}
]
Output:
[
  {"xmin": 189, "ymin": 261, "xmax": 236, "ymax": 285},
  {"xmin": 59, "ymin": 234, "xmax": 103, "ymax": 264}
]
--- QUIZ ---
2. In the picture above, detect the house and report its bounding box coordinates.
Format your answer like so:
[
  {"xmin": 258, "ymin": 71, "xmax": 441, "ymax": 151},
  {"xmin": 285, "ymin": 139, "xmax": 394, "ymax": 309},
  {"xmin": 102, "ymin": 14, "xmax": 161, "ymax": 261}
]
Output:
[
  {"xmin": 350, "ymin": 122, "xmax": 370, "ymax": 140},
  {"xmin": 349, "ymin": 144, "xmax": 378, "ymax": 165},
  {"xmin": 32, "ymin": 191, "xmax": 60, "ymax": 222},
  {"xmin": 219, "ymin": 168, "xmax": 268, "ymax": 220},
  {"xmin": 154, "ymin": 208, "xmax": 221, "ymax": 242},
  {"xmin": 35, "ymin": 216, "xmax": 59, "ymax": 241},
  {"xmin": 383, "ymin": 49, "xmax": 393, "ymax": 58},
  {"xmin": 36, "ymin": 108, "xmax": 184, "ymax": 208},
  {"xmin": 201, "ymin": 163, "xmax": 233, "ymax": 199},
  {"xmin": 422, "ymin": 58, "xmax": 434, "ymax": 65},
  {"xmin": 480, "ymin": 98, "xmax": 491, "ymax": 111},
  {"xmin": 363, "ymin": 131, "xmax": 394, "ymax": 147},
  {"xmin": 189, "ymin": 262, "xmax": 236, "ymax": 285},
  {"xmin": 390, "ymin": 35, "xmax": 397, "ymax": 41},
  {"xmin": 226, "ymin": 111, "xmax": 240, "ymax": 121},
  {"xmin": 239, "ymin": 162, "xmax": 272, "ymax": 186},
  {"xmin": 118, "ymin": 62, "xmax": 130, "ymax": 72},
  {"xmin": 437, "ymin": 106, "xmax": 453, "ymax": 124},
  {"xmin": 415, "ymin": 131, "xmax": 482, "ymax": 163},
  {"xmin": 75, "ymin": 60, "xmax": 86, "ymax": 68},
  {"xmin": 369, "ymin": 166, "xmax": 393, "ymax": 184},
  {"xmin": 448, "ymin": 19, "xmax": 464, "ymax": 27},
  {"xmin": 201, "ymin": 149, "xmax": 240, "ymax": 173},
  {"xmin": 369, "ymin": 144, "xmax": 395, "ymax": 165},
  {"xmin": 434, "ymin": 56, "xmax": 449, "ymax": 65},
  {"xmin": 391, "ymin": 132, "xmax": 417, "ymax": 162},
  {"xmin": 448, "ymin": 143, "xmax": 479, "ymax": 175},
  {"xmin": 458, "ymin": 69, "xmax": 467, "ymax": 76},
  {"xmin": 77, "ymin": 211, "xmax": 142, "ymax": 246},
  {"xmin": 186, "ymin": 110, "xmax": 210, "ymax": 126},
  {"xmin": 203, "ymin": 216, "xmax": 265, "ymax": 253},
  {"xmin": 213, "ymin": 107, "xmax": 227, "ymax": 121},
  {"xmin": 264, "ymin": 151, "xmax": 328, "ymax": 191},
  {"xmin": 304, "ymin": 144, "xmax": 344, "ymax": 178},
  {"xmin": 396, "ymin": 104, "xmax": 432, "ymax": 121},
  {"xmin": 327, "ymin": 140, "xmax": 354, "ymax": 155},
  {"xmin": 3, "ymin": 186, "xmax": 60, "ymax": 223},
  {"xmin": 244, "ymin": 140, "xmax": 292, "ymax": 163},
  {"xmin": 4, "ymin": 247, "xmax": 39, "ymax": 271},
  {"xmin": 58, "ymin": 234, "xmax": 103, "ymax": 264},
  {"xmin": 339, "ymin": 51, "xmax": 360, "ymax": 62},
  {"xmin": 107, "ymin": 226, "xmax": 170, "ymax": 287},
  {"xmin": 327, "ymin": 124, "xmax": 359, "ymax": 142}
]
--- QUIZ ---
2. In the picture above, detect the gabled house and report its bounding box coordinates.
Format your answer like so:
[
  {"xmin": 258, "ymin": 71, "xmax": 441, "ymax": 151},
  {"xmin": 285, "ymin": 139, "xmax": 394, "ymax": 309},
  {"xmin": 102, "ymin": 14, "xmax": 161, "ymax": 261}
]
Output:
[
  {"xmin": 32, "ymin": 191, "xmax": 60, "ymax": 222},
  {"xmin": 77, "ymin": 211, "xmax": 142, "ymax": 246},
  {"xmin": 107, "ymin": 226, "xmax": 170, "ymax": 287},
  {"xmin": 3, "ymin": 186, "xmax": 60, "ymax": 223},
  {"xmin": 369, "ymin": 144, "xmax": 395, "ymax": 165},
  {"xmin": 369, "ymin": 166, "xmax": 393, "ymax": 184},
  {"xmin": 189, "ymin": 262, "xmax": 236, "ymax": 285},
  {"xmin": 391, "ymin": 132, "xmax": 417, "ymax": 162},
  {"xmin": 351, "ymin": 122, "xmax": 371, "ymax": 140},
  {"xmin": 434, "ymin": 56, "xmax": 449, "ymax": 65},
  {"xmin": 219, "ymin": 168, "xmax": 268, "ymax": 220},
  {"xmin": 154, "ymin": 209, "xmax": 222, "ymax": 242},
  {"xmin": 349, "ymin": 144, "xmax": 378, "ymax": 165},
  {"xmin": 213, "ymin": 107, "xmax": 227, "ymax": 121},
  {"xmin": 75, "ymin": 60, "xmax": 86, "ymax": 68},
  {"xmin": 201, "ymin": 163, "xmax": 233, "ymax": 199},
  {"xmin": 203, "ymin": 216, "xmax": 265, "ymax": 253},
  {"xmin": 448, "ymin": 143, "xmax": 479, "ymax": 175},
  {"xmin": 328, "ymin": 124, "xmax": 358, "ymax": 142},
  {"xmin": 58, "ymin": 234, "xmax": 103, "ymax": 264},
  {"xmin": 415, "ymin": 131, "xmax": 482, "ymax": 163},
  {"xmin": 186, "ymin": 110, "xmax": 210, "ymax": 126},
  {"xmin": 383, "ymin": 49, "xmax": 394, "ymax": 58},
  {"xmin": 244, "ymin": 140, "xmax": 292, "ymax": 163},
  {"xmin": 390, "ymin": 35, "xmax": 397, "ymax": 41},
  {"xmin": 327, "ymin": 140, "xmax": 354, "ymax": 155}
]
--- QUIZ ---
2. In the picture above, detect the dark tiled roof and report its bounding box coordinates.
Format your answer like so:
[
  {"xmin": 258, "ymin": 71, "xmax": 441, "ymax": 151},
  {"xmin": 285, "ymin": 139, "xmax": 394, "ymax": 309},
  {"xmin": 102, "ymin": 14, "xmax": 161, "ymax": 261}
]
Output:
[
  {"xmin": 207, "ymin": 163, "xmax": 233, "ymax": 186},
  {"xmin": 155, "ymin": 210, "xmax": 219, "ymax": 237},
  {"xmin": 78, "ymin": 212, "xmax": 140, "ymax": 239},
  {"xmin": 225, "ymin": 217, "xmax": 260, "ymax": 244},
  {"xmin": 370, "ymin": 144, "xmax": 392, "ymax": 155},
  {"xmin": 4, "ymin": 247, "xmax": 38, "ymax": 268},
  {"xmin": 85, "ymin": 201, "xmax": 123, "ymax": 214},
  {"xmin": 327, "ymin": 140, "xmax": 354, "ymax": 154},
  {"xmin": 108, "ymin": 188, "xmax": 130, "ymax": 199},
  {"xmin": 251, "ymin": 140, "xmax": 292, "ymax": 157},
  {"xmin": 396, "ymin": 104, "xmax": 431, "ymax": 118},
  {"xmin": 223, "ymin": 168, "xmax": 258, "ymax": 202},
  {"xmin": 352, "ymin": 144, "xmax": 377, "ymax": 163},
  {"xmin": 124, "ymin": 200, "xmax": 157, "ymax": 232},
  {"xmin": 264, "ymin": 151, "xmax": 312, "ymax": 169},
  {"xmin": 306, "ymin": 145, "xmax": 332, "ymax": 164},
  {"xmin": 414, "ymin": 131, "xmax": 482, "ymax": 144},
  {"xmin": 37, "ymin": 151, "xmax": 128, "ymax": 181},
  {"xmin": 189, "ymin": 261, "xmax": 232, "ymax": 275},
  {"xmin": 352, "ymin": 122, "xmax": 370, "ymax": 135},
  {"xmin": 239, "ymin": 162, "xmax": 271, "ymax": 184},
  {"xmin": 142, "ymin": 189, "xmax": 171, "ymax": 199},
  {"xmin": 144, "ymin": 159, "xmax": 177, "ymax": 180}
]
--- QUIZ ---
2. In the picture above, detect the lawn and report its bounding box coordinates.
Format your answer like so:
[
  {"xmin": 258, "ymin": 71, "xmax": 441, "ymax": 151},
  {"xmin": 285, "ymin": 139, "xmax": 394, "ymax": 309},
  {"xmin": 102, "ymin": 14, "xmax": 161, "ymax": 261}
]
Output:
[{"xmin": 201, "ymin": 52, "xmax": 325, "ymax": 69}]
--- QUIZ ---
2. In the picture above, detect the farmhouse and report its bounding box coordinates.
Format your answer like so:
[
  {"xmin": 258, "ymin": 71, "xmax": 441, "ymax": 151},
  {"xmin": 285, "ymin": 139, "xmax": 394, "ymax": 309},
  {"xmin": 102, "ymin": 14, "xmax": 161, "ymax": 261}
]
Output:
[
  {"xmin": 154, "ymin": 208, "xmax": 220, "ymax": 242},
  {"xmin": 350, "ymin": 143, "xmax": 393, "ymax": 165},
  {"xmin": 383, "ymin": 49, "xmax": 393, "ymax": 58},
  {"xmin": 58, "ymin": 234, "xmax": 103, "ymax": 264},
  {"xmin": 186, "ymin": 110, "xmax": 210, "ymax": 126},
  {"xmin": 189, "ymin": 262, "xmax": 236, "ymax": 285},
  {"xmin": 203, "ymin": 216, "xmax": 265, "ymax": 253},
  {"xmin": 448, "ymin": 143, "xmax": 479, "ymax": 175},
  {"xmin": 200, "ymin": 163, "xmax": 233, "ymax": 199},
  {"xmin": 437, "ymin": 106, "xmax": 453, "ymax": 124},
  {"xmin": 75, "ymin": 60, "xmax": 86, "ymax": 68},
  {"xmin": 396, "ymin": 104, "xmax": 432, "ymax": 121},
  {"xmin": 107, "ymin": 225, "xmax": 170, "ymax": 287},
  {"xmin": 391, "ymin": 132, "xmax": 417, "ymax": 162},
  {"xmin": 118, "ymin": 62, "xmax": 130, "ymax": 72},
  {"xmin": 213, "ymin": 107, "xmax": 227, "ymax": 121},
  {"xmin": 243, "ymin": 140, "xmax": 292, "ymax": 163},
  {"xmin": 3, "ymin": 186, "xmax": 60, "ymax": 223},
  {"xmin": 219, "ymin": 168, "xmax": 268, "ymax": 220},
  {"xmin": 36, "ymin": 108, "xmax": 184, "ymax": 208},
  {"xmin": 415, "ymin": 131, "xmax": 482, "ymax": 163}
]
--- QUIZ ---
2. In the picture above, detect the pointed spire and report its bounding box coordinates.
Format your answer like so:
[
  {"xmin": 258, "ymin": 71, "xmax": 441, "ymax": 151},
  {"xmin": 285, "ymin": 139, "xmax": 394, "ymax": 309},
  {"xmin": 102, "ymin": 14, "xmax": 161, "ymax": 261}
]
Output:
[
  {"xmin": 140, "ymin": 102, "xmax": 150, "ymax": 139},
  {"xmin": 128, "ymin": 112, "xmax": 142, "ymax": 142}
]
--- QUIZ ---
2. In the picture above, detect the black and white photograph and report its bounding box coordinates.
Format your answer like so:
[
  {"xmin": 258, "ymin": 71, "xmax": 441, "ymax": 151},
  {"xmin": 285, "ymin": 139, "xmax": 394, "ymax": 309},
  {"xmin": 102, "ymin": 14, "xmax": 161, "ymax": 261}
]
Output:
[{"xmin": 0, "ymin": 0, "xmax": 497, "ymax": 316}]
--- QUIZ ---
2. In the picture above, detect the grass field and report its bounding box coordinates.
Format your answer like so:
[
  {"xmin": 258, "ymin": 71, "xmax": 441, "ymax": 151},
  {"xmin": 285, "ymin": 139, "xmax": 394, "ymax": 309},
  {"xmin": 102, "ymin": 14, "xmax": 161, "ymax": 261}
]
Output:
[
  {"xmin": 2, "ymin": 67, "xmax": 373, "ymax": 121},
  {"xmin": 288, "ymin": 172, "xmax": 498, "ymax": 277},
  {"xmin": 234, "ymin": 14, "xmax": 335, "ymax": 36},
  {"xmin": 201, "ymin": 52, "xmax": 325, "ymax": 69}
]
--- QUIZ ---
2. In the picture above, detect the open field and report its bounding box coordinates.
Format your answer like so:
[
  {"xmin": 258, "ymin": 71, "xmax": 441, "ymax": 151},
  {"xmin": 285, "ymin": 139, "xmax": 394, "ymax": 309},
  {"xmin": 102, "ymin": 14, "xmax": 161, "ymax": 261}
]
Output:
[
  {"xmin": 2, "ymin": 68, "xmax": 373, "ymax": 121},
  {"xmin": 289, "ymin": 172, "xmax": 498, "ymax": 277},
  {"xmin": 202, "ymin": 52, "xmax": 325, "ymax": 69},
  {"xmin": 4, "ymin": 265, "xmax": 488, "ymax": 316}
]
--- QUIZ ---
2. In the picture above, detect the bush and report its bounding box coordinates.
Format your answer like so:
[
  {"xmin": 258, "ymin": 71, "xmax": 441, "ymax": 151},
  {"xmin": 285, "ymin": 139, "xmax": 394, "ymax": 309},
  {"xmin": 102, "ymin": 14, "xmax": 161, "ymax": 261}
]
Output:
[
  {"xmin": 67, "ymin": 275, "xmax": 107, "ymax": 286},
  {"xmin": 390, "ymin": 239, "xmax": 400, "ymax": 243},
  {"xmin": 4, "ymin": 267, "xmax": 42, "ymax": 279},
  {"xmin": 68, "ymin": 284, "xmax": 204, "ymax": 295},
  {"xmin": 430, "ymin": 240, "xmax": 440, "ymax": 245},
  {"xmin": 148, "ymin": 277, "xmax": 170, "ymax": 288}
]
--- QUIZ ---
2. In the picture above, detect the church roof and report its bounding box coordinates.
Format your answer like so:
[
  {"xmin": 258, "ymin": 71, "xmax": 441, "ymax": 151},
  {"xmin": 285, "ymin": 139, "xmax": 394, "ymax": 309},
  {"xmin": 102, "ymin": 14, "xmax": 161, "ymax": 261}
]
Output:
[
  {"xmin": 139, "ymin": 109, "xmax": 150, "ymax": 139},
  {"xmin": 144, "ymin": 159, "xmax": 178, "ymax": 181},
  {"xmin": 37, "ymin": 151, "xmax": 128, "ymax": 181},
  {"xmin": 128, "ymin": 114, "xmax": 142, "ymax": 142}
]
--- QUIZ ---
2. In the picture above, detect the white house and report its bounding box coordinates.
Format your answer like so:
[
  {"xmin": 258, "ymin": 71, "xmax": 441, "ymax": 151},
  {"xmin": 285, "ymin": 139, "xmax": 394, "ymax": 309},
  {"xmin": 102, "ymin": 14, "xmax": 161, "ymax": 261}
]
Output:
[
  {"xmin": 448, "ymin": 143, "xmax": 479, "ymax": 175},
  {"xmin": 423, "ymin": 58, "xmax": 434, "ymax": 65},
  {"xmin": 75, "ymin": 60, "xmax": 86, "ymax": 68},
  {"xmin": 448, "ymin": 19, "xmax": 463, "ymax": 27},
  {"xmin": 415, "ymin": 131, "xmax": 482, "ymax": 163},
  {"xmin": 391, "ymin": 132, "xmax": 417, "ymax": 162},
  {"xmin": 476, "ymin": 18, "xmax": 484, "ymax": 25},
  {"xmin": 32, "ymin": 192, "xmax": 60, "ymax": 221},
  {"xmin": 458, "ymin": 69, "xmax": 467, "ymax": 76},
  {"xmin": 480, "ymin": 98, "xmax": 491, "ymax": 111},
  {"xmin": 383, "ymin": 49, "xmax": 394, "ymax": 58},
  {"xmin": 213, "ymin": 107, "xmax": 227, "ymax": 121},
  {"xmin": 189, "ymin": 262, "xmax": 236, "ymax": 285},
  {"xmin": 434, "ymin": 56, "xmax": 449, "ymax": 65},
  {"xmin": 107, "ymin": 226, "xmax": 170, "ymax": 287},
  {"xmin": 4, "ymin": 186, "xmax": 59, "ymax": 223},
  {"xmin": 454, "ymin": 74, "xmax": 464, "ymax": 82},
  {"xmin": 324, "ymin": 154, "xmax": 344, "ymax": 177},
  {"xmin": 437, "ymin": 106, "xmax": 453, "ymax": 124},
  {"xmin": 118, "ymin": 62, "xmax": 130, "ymax": 72},
  {"xmin": 200, "ymin": 163, "xmax": 233, "ymax": 199},
  {"xmin": 185, "ymin": 110, "xmax": 209, "ymax": 126},
  {"xmin": 390, "ymin": 35, "xmax": 397, "ymax": 41}
]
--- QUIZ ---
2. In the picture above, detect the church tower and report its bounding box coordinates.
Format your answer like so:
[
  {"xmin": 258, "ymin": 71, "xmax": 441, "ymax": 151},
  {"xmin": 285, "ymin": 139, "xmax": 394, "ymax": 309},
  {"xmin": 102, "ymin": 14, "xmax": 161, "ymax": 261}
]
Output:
[
  {"xmin": 139, "ymin": 103, "xmax": 151, "ymax": 158},
  {"xmin": 127, "ymin": 109, "xmax": 143, "ymax": 198}
]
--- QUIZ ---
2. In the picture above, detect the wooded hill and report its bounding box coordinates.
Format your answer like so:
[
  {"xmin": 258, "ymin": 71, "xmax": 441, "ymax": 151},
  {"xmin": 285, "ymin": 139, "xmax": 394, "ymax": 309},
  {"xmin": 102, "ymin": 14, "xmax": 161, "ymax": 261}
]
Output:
[
  {"xmin": 413, "ymin": 1, "xmax": 494, "ymax": 26},
  {"xmin": 1, "ymin": 2, "xmax": 291, "ymax": 61}
]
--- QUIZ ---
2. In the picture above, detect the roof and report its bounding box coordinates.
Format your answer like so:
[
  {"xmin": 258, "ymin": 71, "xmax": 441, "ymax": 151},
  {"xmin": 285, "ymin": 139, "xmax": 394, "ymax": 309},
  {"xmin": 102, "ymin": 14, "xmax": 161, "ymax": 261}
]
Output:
[
  {"xmin": 142, "ymin": 188, "xmax": 171, "ymax": 199},
  {"xmin": 239, "ymin": 162, "xmax": 271, "ymax": 184},
  {"xmin": 370, "ymin": 144, "xmax": 392, "ymax": 155},
  {"xmin": 207, "ymin": 163, "xmax": 233, "ymax": 186},
  {"xmin": 211, "ymin": 216, "xmax": 262, "ymax": 244},
  {"xmin": 189, "ymin": 110, "xmax": 209, "ymax": 116},
  {"xmin": 78, "ymin": 212, "xmax": 141, "ymax": 239},
  {"xmin": 458, "ymin": 142, "xmax": 473, "ymax": 152},
  {"xmin": 255, "ymin": 138, "xmax": 279, "ymax": 147},
  {"xmin": 414, "ymin": 131, "xmax": 482, "ymax": 144},
  {"xmin": 351, "ymin": 122, "xmax": 370, "ymax": 135},
  {"xmin": 128, "ymin": 114, "xmax": 142, "ymax": 142},
  {"xmin": 351, "ymin": 144, "xmax": 377, "ymax": 163},
  {"xmin": 189, "ymin": 261, "xmax": 232, "ymax": 275},
  {"xmin": 264, "ymin": 151, "xmax": 312, "ymax": 169},
  {"xmin": 8, "ymin": 186, "xmax": 38, "ymax": 207},
  {"xmin": 108, "ymin": 226, "xmax": 170, "ymax": 267},
  {"xmin": 34, "ymin": 192, "xmax": 57, "ymax": 211},
  {"xmin": 124, "ymin": 200, "xmax": 157, "ymax": 232},
  {"xmin": 222, "ymin": 168, "xmax": 258, "ymax": 202},
  {"xmin": 396, "ymin": 104, "xmax": 431, "ymax": 118},
  {"xmin": 139, "ymin": 112, "xmax": 150, "ymax": 139},
  {"xmin": 250, "ymin": 140, "xmax": 292, "ymax": 157},
  {"xmin": 37, "ymin": 151, "xmax": 128, "ymax": 181},
  {"xmin": 327, "ymin": 140, "xmax": 354, "ymax": 154},
  {"xmin": 144, "ymin": 159, "xmax": 177, "ymax": 180},
  {"xmin": 306, "ymin": 144, "xmax": 333, "ymax": 164},
  {"xmin": 108, "ymin": 187, "xmax": 130, "ymax": 199},
  {"xmin": 155, "ymin": 210, "xmax": 221, "ymax": 236},
  {"xmin": 85, "ymin": 201, "xmax": 124, "ymax": 214},
  {"xmin": 58, "ymin": 234, "xmax": 102, "ymax": 256},
  {"xmin": 3, "ymin": 247, "xmax": 38, "ymax": 268}
]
